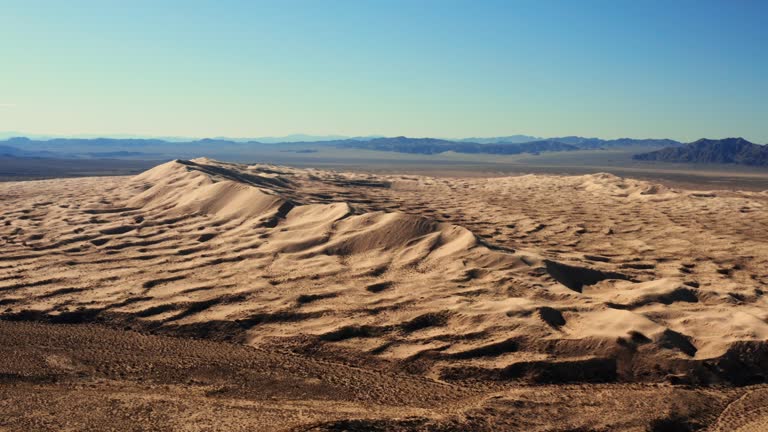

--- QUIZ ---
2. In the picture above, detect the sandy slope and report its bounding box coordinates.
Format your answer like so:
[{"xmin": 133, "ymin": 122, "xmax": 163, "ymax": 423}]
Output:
[
  {"xmin": 1, "ymin": 320, "xmax": 751, "ymax": 432},
  {"xmin": 1, "ymin": 158, "xmax": 768, "ymax": 429}
]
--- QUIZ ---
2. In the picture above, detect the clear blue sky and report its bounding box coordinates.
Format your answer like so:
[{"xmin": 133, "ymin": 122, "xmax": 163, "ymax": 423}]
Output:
[{"xmin": 1, "ymin": 0, "xmax": 766, "ymax": 142}]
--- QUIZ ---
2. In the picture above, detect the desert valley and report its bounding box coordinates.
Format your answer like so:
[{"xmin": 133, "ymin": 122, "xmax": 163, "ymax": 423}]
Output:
[
  {"xmin": 4, "ymin": 1, "xmax": 767, "ymax": 430},
  {"xmin": 2, "ymin": 157, "xmax": 768, "ymax": 431}
]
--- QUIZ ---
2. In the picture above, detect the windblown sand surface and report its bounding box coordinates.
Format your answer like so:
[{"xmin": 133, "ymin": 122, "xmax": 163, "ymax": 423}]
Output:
[{"xmin": 1, "ymin": 158, "xmax": 768, "ymax": 430}]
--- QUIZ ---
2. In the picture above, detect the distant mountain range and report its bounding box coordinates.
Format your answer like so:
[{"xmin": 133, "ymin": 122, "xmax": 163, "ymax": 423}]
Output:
[
  {"xmin": 456, "ymin": 135, "xmax": 540, "ymax": 144},
  {"xmin": 0, "ymin": 144, "xmax": 47, "ymax": 158},
  {"xmin": 633, "ymin": 138, "xmax": 768, "ymax": 166},
  {"xmin": 333, "ymin": 136, "xmax": 679, "ymax": 155},
  {"xmin": 0, "ymin": 135, "xmax": 681, "ymax": 161},
  {"xmin": 550, "ymin": 137, "xmax": 681, "ymax": 149},
  {"xmin": 244, "ymin": 134, "xmax": 383, "ymax": 143},
  {"xmin": 333, "ymin": 137, "xmax": 579, "ymax": 155},
  {"xmin": 0, "ymin": 132, "xmax": 383, "ymax": 143}
]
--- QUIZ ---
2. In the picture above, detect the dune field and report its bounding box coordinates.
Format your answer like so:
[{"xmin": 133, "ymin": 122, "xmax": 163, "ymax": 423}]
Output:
[{"xmin": 2, "ymin": 158, "xmax": 768, "ymax": 431}]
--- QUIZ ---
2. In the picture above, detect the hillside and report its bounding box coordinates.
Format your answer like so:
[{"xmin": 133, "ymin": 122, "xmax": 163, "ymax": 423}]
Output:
[{"xmin": 634, "ymin": 138, "xmax": 768, "ymax": 166}]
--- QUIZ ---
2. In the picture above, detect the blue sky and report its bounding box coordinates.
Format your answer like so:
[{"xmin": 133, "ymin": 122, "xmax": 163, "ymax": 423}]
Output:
[{"xmin": 1, "ymin": 0, "xmax": 766, "ymax": 141}]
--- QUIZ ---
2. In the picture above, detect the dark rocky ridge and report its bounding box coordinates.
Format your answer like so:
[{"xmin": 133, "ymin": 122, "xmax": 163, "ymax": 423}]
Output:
[{"xmin": 634, "ymin": 137, "xmax": 768, "ymax": 166}]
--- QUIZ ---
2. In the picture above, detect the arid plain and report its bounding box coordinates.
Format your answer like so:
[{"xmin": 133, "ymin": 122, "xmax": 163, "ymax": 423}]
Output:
[{"xmin": 2, "ymin": 158, "xmax": 768, "ymax": 431}]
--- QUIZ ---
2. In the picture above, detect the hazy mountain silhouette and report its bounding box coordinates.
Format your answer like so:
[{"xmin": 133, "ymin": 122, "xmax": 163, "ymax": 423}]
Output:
[
  {"xmin": 545, "ymin": 137, "xmax": 680, "ymax": 149},
  {"xmin": 0, "ymin": 144, "xmax": 58, "ymax": 158},
  {"xmin": 334, "ymin": 136, "xmax": 579, "ymax": 154},
  {"xmin": 337, "ymin": 136, "xmax": 679, "ymax": 154},
  {"xmin": 0, "ymin": 135, "xmax": 683, "ymax": 160},
  {"xmin": 457, "ymin": 135, "xmax": 540, "ymax": 144}
]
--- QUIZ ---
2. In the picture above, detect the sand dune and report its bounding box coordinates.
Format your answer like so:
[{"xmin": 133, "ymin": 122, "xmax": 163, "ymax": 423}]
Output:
[
  {"xmin": 0, "ymin": 159, "xmax": 768, "ymax": 382},
  {"xmin": 2, "ymin": 158, "xmax": 768, "ymax": 429}
]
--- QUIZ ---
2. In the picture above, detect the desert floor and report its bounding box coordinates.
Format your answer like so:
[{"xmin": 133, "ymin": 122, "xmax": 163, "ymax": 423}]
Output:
[{"xmin": 1, "ymin": 158, "xmax": 767, "ymax": 431}]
